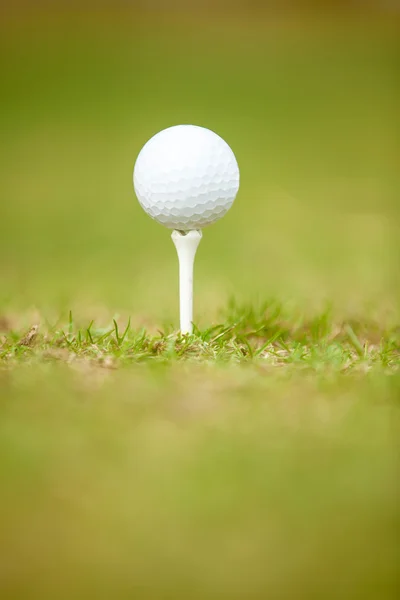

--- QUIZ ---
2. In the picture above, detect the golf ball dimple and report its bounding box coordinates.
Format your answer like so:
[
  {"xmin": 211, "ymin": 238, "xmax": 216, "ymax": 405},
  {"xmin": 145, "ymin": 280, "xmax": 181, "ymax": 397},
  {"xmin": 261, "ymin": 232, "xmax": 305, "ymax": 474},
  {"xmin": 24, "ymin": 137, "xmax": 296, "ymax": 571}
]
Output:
[{"xmin": 133, "ymin": 125, "xmax": 240, "ymax": 230}]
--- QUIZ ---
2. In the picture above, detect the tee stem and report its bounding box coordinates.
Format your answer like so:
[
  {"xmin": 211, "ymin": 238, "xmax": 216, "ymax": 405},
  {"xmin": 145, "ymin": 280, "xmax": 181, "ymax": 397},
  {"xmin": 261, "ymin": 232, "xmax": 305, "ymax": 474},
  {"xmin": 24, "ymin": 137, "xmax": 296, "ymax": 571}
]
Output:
[{"xmin": 171, "ymin": 230, "xmax": 202, "ymax": 334}]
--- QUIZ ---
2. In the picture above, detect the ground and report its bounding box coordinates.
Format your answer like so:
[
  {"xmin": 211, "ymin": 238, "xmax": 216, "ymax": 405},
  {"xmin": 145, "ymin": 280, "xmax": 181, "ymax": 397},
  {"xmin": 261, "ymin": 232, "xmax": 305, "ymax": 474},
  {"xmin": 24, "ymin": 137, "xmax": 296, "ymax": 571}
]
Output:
[{"xmin": 0, "ymin": 8, "xmax": 399, "ymax": 599}]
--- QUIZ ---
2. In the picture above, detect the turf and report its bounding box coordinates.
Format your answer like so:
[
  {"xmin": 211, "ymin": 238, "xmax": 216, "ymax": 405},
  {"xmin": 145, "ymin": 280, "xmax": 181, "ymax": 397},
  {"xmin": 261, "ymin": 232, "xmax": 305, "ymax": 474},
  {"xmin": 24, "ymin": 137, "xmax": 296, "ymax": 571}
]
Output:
[
  {"xmin": 0, "ymin": 8, "xmax": 399, "ymax": 599},
  {"xmin": 1, "ymin": 302, "xmax": 399, "ymax": 371}
]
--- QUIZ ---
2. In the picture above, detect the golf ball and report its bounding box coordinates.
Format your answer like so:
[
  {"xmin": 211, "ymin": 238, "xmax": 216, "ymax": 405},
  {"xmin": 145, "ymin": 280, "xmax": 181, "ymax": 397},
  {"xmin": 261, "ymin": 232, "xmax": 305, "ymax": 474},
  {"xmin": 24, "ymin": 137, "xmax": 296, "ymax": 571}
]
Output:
[{"xmin": 133, "ymin": 125, "xmax": 240, "ymax": 230}]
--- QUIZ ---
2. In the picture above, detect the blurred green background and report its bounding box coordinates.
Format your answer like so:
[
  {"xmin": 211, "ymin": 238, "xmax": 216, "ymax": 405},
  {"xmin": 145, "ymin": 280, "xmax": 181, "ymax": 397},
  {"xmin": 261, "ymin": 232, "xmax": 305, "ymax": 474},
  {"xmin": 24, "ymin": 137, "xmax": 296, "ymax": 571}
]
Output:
[{"xmin": 1, "ymin": 2, "xmax": 399, "ymax": 327}]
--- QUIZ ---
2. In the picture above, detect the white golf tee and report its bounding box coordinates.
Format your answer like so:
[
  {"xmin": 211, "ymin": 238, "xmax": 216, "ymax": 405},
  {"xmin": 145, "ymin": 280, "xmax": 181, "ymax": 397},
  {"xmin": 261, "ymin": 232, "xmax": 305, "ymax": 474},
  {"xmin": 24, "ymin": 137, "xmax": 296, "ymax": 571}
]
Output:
[{"xmin": 171, "ymin": 230, "xmax": 202, "ymax": 334}]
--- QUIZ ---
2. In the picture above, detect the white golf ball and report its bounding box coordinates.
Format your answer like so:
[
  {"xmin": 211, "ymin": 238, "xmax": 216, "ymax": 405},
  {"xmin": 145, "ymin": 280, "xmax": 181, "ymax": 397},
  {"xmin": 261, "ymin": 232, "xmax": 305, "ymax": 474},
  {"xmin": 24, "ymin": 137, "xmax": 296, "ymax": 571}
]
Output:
[{"xmin": 133, "ymin": 125, "xmax": 240, "ymax": 230}]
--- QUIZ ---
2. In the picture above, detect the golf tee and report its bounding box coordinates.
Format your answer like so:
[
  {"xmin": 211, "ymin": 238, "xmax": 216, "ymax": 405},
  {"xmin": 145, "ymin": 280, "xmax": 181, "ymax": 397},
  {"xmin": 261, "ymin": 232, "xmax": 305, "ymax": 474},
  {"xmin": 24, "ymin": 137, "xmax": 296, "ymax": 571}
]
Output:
[{"xmin": 171, "ymin": 230, "xmax": 202, "ymax": 334}]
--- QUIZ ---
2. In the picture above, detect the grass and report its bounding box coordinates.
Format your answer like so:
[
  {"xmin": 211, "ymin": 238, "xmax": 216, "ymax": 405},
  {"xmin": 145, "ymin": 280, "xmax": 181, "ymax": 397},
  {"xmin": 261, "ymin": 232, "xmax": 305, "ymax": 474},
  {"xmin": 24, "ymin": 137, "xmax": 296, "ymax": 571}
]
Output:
[
  {"xmin": 1, "ymin": 351, "xmax": 399, "ymax": 599},
  {"xmin": 0, "ymin": 7, "xmax": 399, "ymax": 599},
  {"xmin": 1, "ymin": 302, "xmax": 399, "ymax": 371}
]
